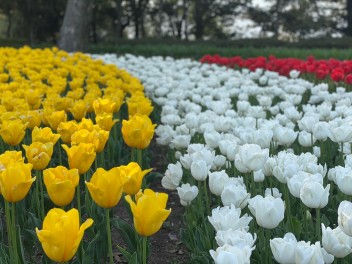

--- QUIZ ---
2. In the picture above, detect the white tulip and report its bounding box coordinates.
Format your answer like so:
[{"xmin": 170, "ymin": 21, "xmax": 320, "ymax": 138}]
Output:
[
  {"xmin": 295, "ymin": 241, "xmax": 334, "ymax": 264},
  {"xmin": 338, "ymin": 201, "xmax": 352, "ymax": 237},
  {"xmin": 236, "ymin": 144, "xmax": 269, "ymax": 172},
  {"xmin": 321, "ymin": 224, "xmax": 352, "ymax": 258},
  {"xmin": 215, "ymin": 229, "xmax": 257, "ymax": 248},
  {"xmin": 253, "ymin": 169, "xmax": 265, "ymax": 182},
  {"xmin": 312, "ymin": 122, "xmax": 330, "ymax": 141},
  {"xmin": 161, "ymin": 162, "xmax": 183, "ymax": 190},
  {"xmin": 335, "ymin": 166, "xmax": 352, "ymax": 195},
  {"xmin": 298, "ymin": 131, "xmax": 315, "ymax": 147},
  {"xmin": 177, "ymin": 183, "xmax": 198, "ymax": 206},
  {"xmin": 300, "ymin": 181, "xmax": 330, "ymax": 208},
  {"xmin": 270, "ymin": 233, "xmax": 297, "ymax": 264},
  {"xmin": 204, "ymin": 131, "xmax": 222, "ymax": 149},
  {"xmin": 170, "ymin": 134, "xmax": 191, "ymax": 149},
  {"xmin": 248, "ymin": 194, "xmax": 285, "ymax": 229},
  {"xmin": 208, "ymin": 205, "xmax": 252, "ymax": 232},
  {"xmin": 221, "ymin": 183, "xmax": 250, "ymax": 208},
  {"xmin": 208, "ymin": 170, "xmax": 230, "ymax": 196},
  {"xmin": 213, "ymin": 155, "xmax": 227, "ymax": 168},
  {"xmin": 210, "ymin": 244, "xmax": 252, "ymax": 264},
  {"xmin": 298, "ymin": 115, "xmax": 319, "ymax": 133},
  {"xmin": 329, "ymin": 124, "xmax": 352, "ymax": 143},
  {"xmin": 275, "ymin": 126, "xmax": 298, "ymax": 146},
  {"xmin": 190, "ymin": 159, "xmax": 209, "ymax": 181}
]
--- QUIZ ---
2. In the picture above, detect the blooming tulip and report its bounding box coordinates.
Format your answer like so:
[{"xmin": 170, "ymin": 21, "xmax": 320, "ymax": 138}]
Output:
[
  {"xmin": 321, "ymin": 224, "xmax": 352, "ymax": 258},
  {"xmin": 32, "ymin": 126, "xmax": 61, "ymax": 145},
  {"xmin": 93, "ymin": 98, "xmax": 116, "ymax": 115},
  {"xmin": 68, "ymin": 100, "xmax": 88, "ymax": 121},
  {"xmin": 86, "ymin": 167, "xmax": 126, "ymax": 208},
  {"xmin": 57, "ymin": 120, "xmax": 78, "ymax": 144},
  {"xmin": 125, "ymin": 189, "xmax": 171, "ymax": 236},
  {"xmin": 270, "ymin": 233, "xmax": 297, "ymax": 264},
  {"xmin": 338, "ymin": 201, "xmax": 352, "ymax": 237},
  {"xmin": 120, "ymin": 162, "xmax": 152, "ymax": 195},
  {"xmin": 95, "ymin": 113, "xmax": 118, "ymax": 131},
  {"xmin": 36, "ymin": 208, "xmax": 93, "ymax": 263},
  {"xmin": 161, "ymin": 161, "xmax": 183, "ymax": 190},
  {"xmin": 71, "ymin": 129, "xmax": 100, "ymax": 150},
  {"xmin": 43, "ymin": 166, "xmax": 79, "ymax": 207},
  {"xmin": 62, "ymin": 143, "xmax": 96, "ymax": 174},
  {"xmin": 23, "ymin": 142, "xmax": 54, "ymax": 170},
  {"xmin": 0, "ymin": 119, "xmax": 28, "ymax": 146},
  {"xmin": 46, "ymin": 110, "xmax": 67, "ymax": 131},
  {"xmin": 121, "ymin": 114, "xmax": 156, "ymax": 149},
  {"xmin": 0, "ymin": 161, "xmax": 35, "ymax": 202},
  {"xmin": 300, "ymin": 181, "xmax": 330, "ymax": 209},
  {"xmin": 210, "ymin": 244, "xmax": 252, "ymax": 264}
]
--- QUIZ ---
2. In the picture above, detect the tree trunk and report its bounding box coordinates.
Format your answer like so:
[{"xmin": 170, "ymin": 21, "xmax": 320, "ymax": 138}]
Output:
[
  {"xmin": 194, "ymin": 0, "xmax": 204, "ymax": 40},
  {"xmin": 58, "ymin": 0, "xmax": 94, "ymax": 52},
  {"xmin": 115, "ymin": 0, "xmax": 123, "ymax": 38},
  {"xmin": 347, "ymin": 0, "xmax": 352, "ymax": 36}
]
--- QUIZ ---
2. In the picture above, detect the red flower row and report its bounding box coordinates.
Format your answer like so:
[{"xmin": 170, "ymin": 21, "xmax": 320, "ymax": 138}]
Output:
[{"xmin": 199, "ymin": 54, "xmax": 352, "ymax": 84}]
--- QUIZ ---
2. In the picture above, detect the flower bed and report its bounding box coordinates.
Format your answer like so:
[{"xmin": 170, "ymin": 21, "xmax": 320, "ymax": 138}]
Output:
[
  {"xmin": 200, "ymin": 54, "xmax": 352, "ymax": 84},
  {"xmin": 98, "ymin": 53, "xmax": 352, "ymax": 263},
  {"xmin": 0, "ymin": 47, "xmax": 169, "ymax": 264}
]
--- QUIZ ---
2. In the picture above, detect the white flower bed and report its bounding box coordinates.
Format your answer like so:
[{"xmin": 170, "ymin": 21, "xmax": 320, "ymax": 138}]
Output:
[{"xmin": 95, "ymin": 53, "xmax": 352, "ymax": 263}]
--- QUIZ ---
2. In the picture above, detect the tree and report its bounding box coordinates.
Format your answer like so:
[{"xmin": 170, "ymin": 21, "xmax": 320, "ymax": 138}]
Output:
[
  {"xmin": 127, "ymin": 0, "xmax": 149, "ymax": 38},
  {"xmin": 58, "ymin": 0, "xmax": 94, "ymax": 52},
  {"xmin": 346, "ymin": 0, "xmax": 352, "ymax": 36}
]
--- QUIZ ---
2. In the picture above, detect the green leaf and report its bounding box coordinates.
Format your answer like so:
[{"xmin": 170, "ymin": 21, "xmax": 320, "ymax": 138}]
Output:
[
  {"xmin": 116, "ymin": 244, "xmax": 138, "ymax": 264},
  {"xmin": 111, "ymin": 217, "xmax": 137, "ymax": 252}
]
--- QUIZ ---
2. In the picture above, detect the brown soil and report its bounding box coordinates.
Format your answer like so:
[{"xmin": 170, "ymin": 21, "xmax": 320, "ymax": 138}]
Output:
[{"xmin": 112, "ymin": 139, "xmax": 190, "ymax": 264}]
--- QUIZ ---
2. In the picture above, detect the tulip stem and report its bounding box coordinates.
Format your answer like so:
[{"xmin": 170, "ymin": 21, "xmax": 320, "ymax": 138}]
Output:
[
  {"xmin": 137, "ymin": 148, "xmax": 143, "ymax": 169},
  {"xmin": 37, "ymin": 170, "xmax": 45, "ymax": 219},
  {"xmin": 203, "ymin": 180, "xmax": 210, "ymax": 216},
  {"xmin": 5, "ymin": 201, "xmax": 14, "ymax": 263},
  {"xmin": 105, "ymin": 208, "xmax": 113, "ymax": 264},
  {"xmin": 142, "ymin": 236, "xmax": 147, "ymax": 264},
  {"xmin": 35, "ymin": 173, "xmax": 41, "ymax": 220},
  {"xmin": 316, "ymin": 208, "xmax": 321, "ymax": 241},
  {"xmin": 76, "ymin": 184, "xmax": 81, "ymax": 221}
]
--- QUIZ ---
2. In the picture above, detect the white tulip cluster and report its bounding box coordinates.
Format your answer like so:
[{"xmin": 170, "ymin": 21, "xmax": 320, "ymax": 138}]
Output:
[{"xmin": 93, "ymin": 53, "xmax": 352, "ymax": 263}]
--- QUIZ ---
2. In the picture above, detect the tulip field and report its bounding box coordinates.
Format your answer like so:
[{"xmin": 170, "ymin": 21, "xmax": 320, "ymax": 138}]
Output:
[{"xmin": 1, "ymin": 46, "xmax": 352, "ymax": 264}]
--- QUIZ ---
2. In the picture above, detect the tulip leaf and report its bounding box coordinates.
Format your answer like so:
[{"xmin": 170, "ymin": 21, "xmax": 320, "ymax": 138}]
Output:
[
  {"xmin": 145, "ymin": 172, "xmax": 163, "ymax": 186},
  {"xmin": 116, "ymin": 244, "xmax": 138, "ymax": 264},
  {"xmin": 321, "ymin": 213, "xmax": 330, "ymax": 226},
  {"xmin": 286, "ymin": 216, "xmax": 302, "ymax": 238},
  {"xmin": 111, "ymin": 217, "xmax": 138, "ymax": 252}
]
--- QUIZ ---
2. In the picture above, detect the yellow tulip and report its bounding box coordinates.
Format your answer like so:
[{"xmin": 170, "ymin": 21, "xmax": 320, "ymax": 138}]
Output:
[
  {"xmin": 43, "ymin": 166, "xmax": 79, "ymax": 206},
  {"xmin": 0, "ymin": 161, "xmax": 35, "ymax": 202},
  {"xmin": 62, "ymin": 143, "xmax": 96, "ymax": 174},
  {"xmin": 71, "ymin": 129, "xmax": 100, "ymax": 150},
  {"xmin": 95, "ymin": 113, "xmax": 118, "ymax": 131},
  {"xmin": 121, "ymin": 114, "xmax": 156, "ymax": 149},
  {"xmin": 77, "ymin": 118, "xmax": 95, "ymax": 132},
  {"xmin": 120, "ymin": 162, "xmax": 152, "ymax": 195},
  {"xmin": 36, "ymin": 208, "xmax": 93, "ymax": 263},
  {"xmin": 85, "ymin": 167, "xmax": 126, "ymax": 208},
  {"xmin": 57, "ymin": 120, "xmax": 78, "ymax": 144},
  {"xmin": 24, "ymin": 89, "xmax": 43, "ymax": 110},
  {"xmin": 23, "ymin": 142, "xmax": 54, "ymax": 170},
  {"xmin": 127, "ymin": 95, "xmax": 154, "ymax": 116},
  {"xmin": 68, "ymin": 100, "xmax": 88, "ymax": 121},
  {"xmin": 125, "ymin": 189, "xmax": 171, "ymax": 236},
  {"xmin": 19, "ymin": 110, "xmax": 42, "ymax": 130},
  {"xmin": 46, "ymin": 110, "xmax": 67, "ymax": 131},
  {"xmin": 93, "ymin": 98, "xmax": 116, "ymax": 115},
  {"xmin": 94, "ymin": 128, "xmax": 109, "ymax": 153},
  {"xmin": 32, "ymin": 126, "xmax": 61, "ymax": 145},
  {"xmin": 0, "ymin": 119, "xmax": 28, "ymax": 146}
]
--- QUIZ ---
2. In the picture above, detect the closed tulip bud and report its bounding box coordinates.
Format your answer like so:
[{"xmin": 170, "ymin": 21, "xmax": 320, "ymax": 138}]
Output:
[
  {"xmin": 43, "ymin": 166, "xmax": 79, "ymax": 207},
  {"xmin": 86, "ymin": 167, "xmax": 126, "ymax": 208},
  {"xmin": 248, "ymin": 194, "xmax": 285, "ymax": 229},
  {"xmin": 95, "ymin": 113, "xmax": 118, "ymax": 131},
  {"xmin": 0, "ymin": 119, "xmax": 28, "ymax": 146},
  {"xmin": 32, "ymin": 126, "xmax": 61, "ymax": 145},
  {"xmin": 191, "ymin": 159, "xmax": 209, "ymax": 181},
  {"xmin": 57, "ymin": 120, "xmax": 78, "ymax": 144},
  {"xmin": 125, "ymin": 189, "xmax": 171, "ymax": 236},
  {"xmin": 62, "ymin": 143, "xmax": 96, "ymax": 174},
  {"xmin": 177, "ymin": 183, "xmax": 198, "ymax": 206},
  {"xmin": 121, "ymin": 114, "xmax": 156, "ymax": 149},
  {"xmin": 36, "ymin": 208, "xmax": 93, "ymax": 263},
  {"xmin": 23, "ymin": 142, "xmax": 54, "ymax": 170},
  {"xmin": 120, "ymin": 162, "xmax": 152, "ymax": 195},
  {"xmin": 46, "ymin": 110, "xmax": 67, "ymax": 131},
  {"xmin": 68, "ymin": 100, "xmax": 88, "ymax": 121},
  {"xmin": 208, "ymin": 170, "xmax": 229, "ymax": 196},
  {"xmin": 0, "ymin": 161, "xmax": 35, "ymax": 202}
]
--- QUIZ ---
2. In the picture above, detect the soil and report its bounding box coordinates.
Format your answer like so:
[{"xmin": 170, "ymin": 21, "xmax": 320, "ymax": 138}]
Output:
[{"xmin": 112, "ymin": 139, "xmax": 190, "ymax": 264}]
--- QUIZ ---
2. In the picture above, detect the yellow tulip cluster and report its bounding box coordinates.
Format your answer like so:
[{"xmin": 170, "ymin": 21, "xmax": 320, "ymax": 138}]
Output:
[{"xmin": 0, "ymin": 47, "xmax": 169, "ymax": 263}]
